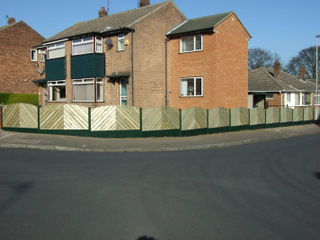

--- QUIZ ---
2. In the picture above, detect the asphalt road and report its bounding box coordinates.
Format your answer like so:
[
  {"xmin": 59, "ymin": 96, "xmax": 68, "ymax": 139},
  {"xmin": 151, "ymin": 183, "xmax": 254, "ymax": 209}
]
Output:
[{"xmin": 0, "ymin": 133, "xmax": 320, "ymax": 240}]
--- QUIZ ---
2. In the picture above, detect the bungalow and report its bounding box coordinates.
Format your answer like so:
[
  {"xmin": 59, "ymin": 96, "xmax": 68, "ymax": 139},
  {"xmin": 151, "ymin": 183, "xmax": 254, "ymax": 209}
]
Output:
[
  {"xmin": 32, "ymin": 0, "xmax": 250, "ymax": 110},
  {"xmin": 248, "ymin": 62, "xmax": 317, "ymax": 109}
]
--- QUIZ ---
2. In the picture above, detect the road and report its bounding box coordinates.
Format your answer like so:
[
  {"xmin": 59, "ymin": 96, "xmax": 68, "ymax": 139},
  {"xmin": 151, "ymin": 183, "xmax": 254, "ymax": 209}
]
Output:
[{"xmin": 0, "ymin": 133, "xmax": 320, "ymax": 240}]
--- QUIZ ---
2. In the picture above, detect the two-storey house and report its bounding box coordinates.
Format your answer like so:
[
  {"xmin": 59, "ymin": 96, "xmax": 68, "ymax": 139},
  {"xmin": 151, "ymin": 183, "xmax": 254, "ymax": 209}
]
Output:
[{"xmin": 0, "ymin": 18, "xmax": 44, "ymax": 95}]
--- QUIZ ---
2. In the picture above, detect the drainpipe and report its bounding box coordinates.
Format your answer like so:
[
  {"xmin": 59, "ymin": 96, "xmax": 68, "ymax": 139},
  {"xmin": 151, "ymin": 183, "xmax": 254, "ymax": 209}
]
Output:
[
  {"xmin": 131, "ymin": 29, "xmax": 134, "ymax": 106},
  {"xmin": 165, "ymin": 38, "xmax": 168, "ymax": 106}
]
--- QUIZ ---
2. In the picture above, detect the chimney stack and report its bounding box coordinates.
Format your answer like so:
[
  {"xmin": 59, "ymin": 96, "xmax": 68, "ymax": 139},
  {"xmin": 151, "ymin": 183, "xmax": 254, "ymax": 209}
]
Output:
[
  {"xmin": 274, "ymin": 61, "xmax": 280, "ymax": 79},
  {"xmin": 139, "ymin": 0, "xmax": 150, "ymax": 7},
  {"xmin": 7, "ymin": 17, "xmax": 15, "ymax": 25},
  {"xmin": 99, "ymin": 6, "xmax": 108, "ymax": 18},
  {"xmin": 299, "ymin": 66, "xmax": 305, "ymax": 81}
]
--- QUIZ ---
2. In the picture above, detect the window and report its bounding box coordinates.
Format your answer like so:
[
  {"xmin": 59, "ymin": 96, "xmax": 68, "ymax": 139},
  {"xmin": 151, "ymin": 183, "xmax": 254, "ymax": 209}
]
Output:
[
  {"xmin": 41, "ymin": 49, "xmax": 46, "ymax": 62},
  {"xmin": 96, "ymin": 78, "xmax": 103, "ymax": 102},
  {"xmin": 118, "ymin": 33, "xmax": 124, "ymax": 51},
  {"xmin": 305, "ymin": 93, "xmax": 312, "ymax": 105},
  {"xmin": 266, "ymin": 93, "xmax": 274, "ymax": 99},
  {"xmin": 73, "ymin": 78, "xmax": 103, "ymax": 102},
  {"xmin": 47, "ymin": 42, "xmax": 65, "ymax": 59},
  {"xmin": 30, "ymin": 49, "xmax": 37, "ymax": 61},
  {"xmin": 315, "ymin": 93, "xmax": 320, "ymax": 105},
  {"xmin": 180, "ymin": 34, "xmax": 202, "ymax": 53},
  {"xmin": 72, "ymin": 37, "xmax": 94, "ymax": 55},
  {"xmin": 48, "ymin": 80, "xmax": 66, "ymax": 101},
  {"xmin": 95, "ymin": 37, "xmax": 103, "ymax": 53},
  {"xmin": 180, "ymin": 77, "xmax": 203, "ymax": 97}
]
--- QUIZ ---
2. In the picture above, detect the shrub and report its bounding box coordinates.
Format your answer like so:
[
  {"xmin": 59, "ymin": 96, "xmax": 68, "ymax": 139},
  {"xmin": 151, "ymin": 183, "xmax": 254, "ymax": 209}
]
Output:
[{"xmin": 0, "ymin": 93, "xmax": 38, "ymax": 106}]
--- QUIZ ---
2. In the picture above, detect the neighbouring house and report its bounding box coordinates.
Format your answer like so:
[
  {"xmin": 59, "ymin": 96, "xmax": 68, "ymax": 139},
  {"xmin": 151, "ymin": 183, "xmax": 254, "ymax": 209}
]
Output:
[
  {"xmin": 0, "ymin": 17, "xmax": 45, "ymax": 95},
  {"xmin": 248, "ymin": 62, "xmax": 318, "ymax": 109},
  {"xmin": 33, "ymin": 0, "xmax": 250, "ymax": 110},
  {"xmin": 167, "ymin": 11, "xmax": 251, "ymax": 109}
]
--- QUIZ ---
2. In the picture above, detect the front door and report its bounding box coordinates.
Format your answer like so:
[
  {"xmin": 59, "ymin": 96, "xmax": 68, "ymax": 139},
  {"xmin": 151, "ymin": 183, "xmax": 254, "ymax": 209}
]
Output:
[{"xmin": 120, "ymin": 79, "xmax": 127, "ymax": 105}]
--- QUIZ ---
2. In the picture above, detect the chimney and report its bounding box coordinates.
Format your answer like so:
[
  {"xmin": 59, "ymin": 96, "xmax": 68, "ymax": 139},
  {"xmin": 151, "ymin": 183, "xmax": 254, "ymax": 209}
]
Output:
[
  {"xmin": 99, "ymin": 6, "xmax": 108, "ymax": 18},
  {"xmin": 139, "ymin": 0, "xmax": 150, "ymax": 7},
  {"xmin": 7, "ymin": 17, "xmax": 15, "ymax": 24},
  {"xmin": 299, "ymin": 66, "xmax": 305, "ymax": 81},
  {"xmin": 274, "ymin": 61, "xmax": 280, "ymax": 79}
]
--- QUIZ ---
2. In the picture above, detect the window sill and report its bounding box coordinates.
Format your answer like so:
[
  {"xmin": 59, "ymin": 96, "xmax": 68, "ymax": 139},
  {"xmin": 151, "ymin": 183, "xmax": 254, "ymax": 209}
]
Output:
[
  {"xmin": 180, "ymin": 95, "xmax": 203, "ymax": 98},
  {"xmin": 179, "ymin": 50, "xmax": 203, "ymax": 54}
]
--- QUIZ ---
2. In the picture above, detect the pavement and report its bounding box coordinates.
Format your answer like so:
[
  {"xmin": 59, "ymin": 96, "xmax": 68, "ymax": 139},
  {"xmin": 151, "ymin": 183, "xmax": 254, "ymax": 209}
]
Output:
[{"xmin": 0, "ymin": 124, "xmax": 319, "ymax": 152}]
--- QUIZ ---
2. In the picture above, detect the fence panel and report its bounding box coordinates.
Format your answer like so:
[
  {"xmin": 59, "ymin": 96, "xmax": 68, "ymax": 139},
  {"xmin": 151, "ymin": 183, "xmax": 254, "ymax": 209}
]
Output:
[
  {"xmin": 182, "ymin": 107, "xmax": 207, "ymax": 130},
  {"xmin": 304, "ymin": 107, "xmax": 313, "ymax": 121},
  {"xmin": 3, "ymin": 103, "xmax": 37, "ymax": 128},
  {"xmin": 209, "ymin": 107, "xmax": 229, "ymax": 128},
  {"xmin": 142, "ymin": 106, "xmax": 179, "ymax": 131},
  {"xmin": 266, "ymin": 108, "xmax": 280, "ymax": 124},
  {"xmin": 250, "ymin": 107, "xmax": 265, "ymax": 125},
  {"xmin": 231, "ymin": 107, "xmax": 249, "ymax": 126},
  {"xmin": 280, "ymin": 108, "xmax": 293, "ymax": 123},
  {"xmin": 293, "ymin": 107, "xmax": 303, "ymax": 122},
  {"xmin": 315, "ymin": 107, "xmax": 320, "ymax": 121},
  {"xmin": 64, "ymin": 104, "xmax": 88, "ymax": 130}
]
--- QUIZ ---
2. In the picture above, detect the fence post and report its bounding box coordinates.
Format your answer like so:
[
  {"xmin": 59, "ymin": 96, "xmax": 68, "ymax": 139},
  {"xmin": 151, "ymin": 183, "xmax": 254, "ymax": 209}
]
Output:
[
  {"xmin": 37, "ymin": 106, "xmax": 41, "ymax": 133},
  {"xmin": 140, "ymin": 108, "xmax": 143, "ymax": 137},
  {"xmin": 179, "ymin": 109, "xmax": 182, "ymax": 136},
  {"xmin": 0, "ymin": 106, "xmax": 3, "ymax": 129},
  {"xmin": 265, "ymin": 108, "xmax": 267, "ymax": 128},
  {"xmin": 279, "ymin": 108, "xmax": 282, "ymax": 124},
  {"xmin": 88, "ymin": 107, "xmax": 91, "ymax": 136}
]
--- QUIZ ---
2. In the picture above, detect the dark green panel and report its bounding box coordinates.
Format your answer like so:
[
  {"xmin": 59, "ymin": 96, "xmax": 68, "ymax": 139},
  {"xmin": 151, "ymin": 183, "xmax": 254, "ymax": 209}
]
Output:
[
  {"xmin": 45, "ymin": 58, "xmax": 66, "ymax": 80},
  {"xmin": 71, "ymin": 53, "xmax": 105, "ymax": 79}
]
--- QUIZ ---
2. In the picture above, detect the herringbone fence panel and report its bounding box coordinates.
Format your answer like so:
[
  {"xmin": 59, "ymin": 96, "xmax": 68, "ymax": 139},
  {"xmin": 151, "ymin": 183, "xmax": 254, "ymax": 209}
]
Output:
[
  {"xmin": 64, "ymin": 104, "xmax": 88, "ymax": 130},
  {"xmin": 304, "ymin": 107, "xmax": 313, "ymax": 121},
  {"xmin": 40, "ymin": 105, "xmax": 64, "ymax": 129},
  {"xmin": 92, "ymin": 106, "xmax": 116, "ymax": 131},
  {"xmin": 3, "ymin": 103, "xmax": 37, "ymax": 128},
  {"xmin": 314, "ymin": 107, "xmax": 320, "ymax": 121},
  {"xmin": 182, "ymin": 107, "xmax": 207, "ymax": 130},
  {"xmin": 293, "ymin": 107, "xmax": 303, "ymax": 122},
  {"xmin": 231, "ymin": 107, "xmax": 249, "ymax": 126},
  {"xmin": 266, "ymin": 108, "xmax": 280, "ymax": 124},
  {"xmin": 250, "ymin": 108, "xmax": 265, "ymax": 125},
  {"xmin": 142, "ymin": 106, "xmax": 179, "ymax": 131},
  {"xmin": 116, "ymin": 106, "xmax": 140, "ymax": 130},
  {"xmin": 281, "ymin": 108, "xmax": 293, "ymax": 123},
  {"xmin": 209, "ymin": 107, "xmax": 229, "ymax": 128}
]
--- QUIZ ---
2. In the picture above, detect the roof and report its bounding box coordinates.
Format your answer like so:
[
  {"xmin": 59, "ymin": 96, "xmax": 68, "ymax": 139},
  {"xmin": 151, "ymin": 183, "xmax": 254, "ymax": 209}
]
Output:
[
  {"xmin": 249, "ymin": 67, "xmax": 316, "ymax": 93},
  {"xmin": 44, "ymin": 1, "xmax": 170, "ymax": 43},
  {"xmin": 167, "ymin": 11, "xmax": 233, "ymax": 36},
  {"xmin": 0, "ymin": 21, "xmax": 22, "ymax": 33}
]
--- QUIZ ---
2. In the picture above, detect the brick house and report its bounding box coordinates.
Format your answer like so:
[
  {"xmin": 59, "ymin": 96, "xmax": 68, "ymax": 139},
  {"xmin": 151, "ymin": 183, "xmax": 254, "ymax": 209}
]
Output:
[
  {"xmin": 248, "ymin": 62, "xmax": 317, "ymax": 109},
  {"xmin": 167, "ymin": 11, "xmax": 251, "ymax": 110},
  {"xmin": 0, "ymin": 18, "xmax": 45, "ymax": 94},
  {"xmin": 33, "ymin": 0, "xmax": 250, "ymax": 110}
]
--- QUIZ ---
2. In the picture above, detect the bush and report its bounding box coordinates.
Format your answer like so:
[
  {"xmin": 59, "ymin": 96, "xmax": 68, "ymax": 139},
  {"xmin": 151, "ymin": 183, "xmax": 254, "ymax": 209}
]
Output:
[{"xmin": 0, "ymin": 93, "xmax": 38, "ymax": 106}]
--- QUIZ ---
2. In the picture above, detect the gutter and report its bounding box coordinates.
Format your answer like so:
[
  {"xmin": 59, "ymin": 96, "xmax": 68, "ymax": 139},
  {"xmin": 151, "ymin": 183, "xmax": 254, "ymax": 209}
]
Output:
[{"xmin": 165, "ymin": 37, "xmax": 168, "ymax": 106}]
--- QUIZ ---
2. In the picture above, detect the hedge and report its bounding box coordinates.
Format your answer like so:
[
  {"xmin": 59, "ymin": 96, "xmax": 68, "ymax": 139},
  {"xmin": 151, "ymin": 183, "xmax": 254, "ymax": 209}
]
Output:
[{"xmin": 0, "ymin": 93, "xmax": 38, "ymax": 106}]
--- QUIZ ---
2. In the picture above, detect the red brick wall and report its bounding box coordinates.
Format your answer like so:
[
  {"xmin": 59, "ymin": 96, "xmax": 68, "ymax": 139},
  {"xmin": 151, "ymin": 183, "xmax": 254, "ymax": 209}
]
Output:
[
  {"xmin": 132, "ymin": 1, "xmax": 186, "ymax": 108},
  {"xmin": 0, "ymin": 21, "xmax": 45, "ymax": 94},
  {"xmin": 168, "ymin": 14, "xmax": 250, "ymax": 110},
  {"xmin": 266, "ymin": 93, "xmax": 281, "ymax": 107}
]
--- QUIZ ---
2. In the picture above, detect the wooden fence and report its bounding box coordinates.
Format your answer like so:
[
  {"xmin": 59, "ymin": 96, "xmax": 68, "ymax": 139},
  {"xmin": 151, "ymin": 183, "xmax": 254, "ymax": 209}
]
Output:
[{"xmin": 1, "ymin": 103, "xmax": 319, "ymax": 138}]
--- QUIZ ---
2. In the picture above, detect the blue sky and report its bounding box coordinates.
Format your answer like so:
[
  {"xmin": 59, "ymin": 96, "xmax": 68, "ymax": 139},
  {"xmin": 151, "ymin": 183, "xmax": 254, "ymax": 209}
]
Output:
[{"xmin": 1, "ymin": 0, "xmax": 319, "ymax": 65}]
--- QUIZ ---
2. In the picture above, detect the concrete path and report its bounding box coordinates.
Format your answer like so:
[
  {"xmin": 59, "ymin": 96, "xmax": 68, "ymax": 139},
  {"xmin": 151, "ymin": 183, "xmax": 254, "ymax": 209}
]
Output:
[{"xmin": 0, "ymin": 124, "xmax": 319, "ymax": 152}]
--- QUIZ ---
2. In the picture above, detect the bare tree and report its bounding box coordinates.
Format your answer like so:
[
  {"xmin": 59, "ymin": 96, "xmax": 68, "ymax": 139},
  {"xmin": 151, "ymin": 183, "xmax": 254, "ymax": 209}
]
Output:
[
  {"xmin": 248, "ymin": 48, "xmax": 274, "ymax": 70},
  {"xmin": 285, "ymin": 46, "xmax": 320, "ymax": 79}
]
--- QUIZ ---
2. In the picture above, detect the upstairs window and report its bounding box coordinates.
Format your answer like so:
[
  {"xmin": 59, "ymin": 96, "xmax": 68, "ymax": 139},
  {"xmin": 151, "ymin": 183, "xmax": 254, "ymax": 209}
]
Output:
[
  {"xmin": 30, "ymin": 49, "xmax": 37, "ymax": 61},
  {"xmin": 72, "ymin": 37, "xmax": 94, "ymax": 55},
  {"xmin": 95, "ymin": 37, "xmax": 103, "ymax": 53},
  {"xmin": 118, "ymin": 33, "xmax": 125, "ymax": 51},
  {"xmin": 47, "ymin": 42, "xmax": 65, "ymax": 59},
  {"xmin": 180, "ymin": 34, "xmax": 202, "ymax": 53}
]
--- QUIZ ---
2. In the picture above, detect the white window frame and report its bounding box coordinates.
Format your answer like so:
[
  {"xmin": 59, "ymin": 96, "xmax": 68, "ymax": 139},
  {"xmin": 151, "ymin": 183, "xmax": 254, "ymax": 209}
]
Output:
[
  {"xmin": 30, "ymin": 49, "xmax": 37, "ymax": 61},
  {"xmin": 118, "ymin": 33, "xmax": 125, "ymax": 51},
  {"xmin": 180, "ymin": 34, "xmax": 203, "ymax": 53},
  {"xmin": 95, "ymin": 37, "xmax": 103, "ymax": 53},
  {"xmin": 96, "ymin": 78, "xmax": 104, "ymax": 102},
  {"xmin": 72, "ymin": 78, "xmax": 103, "ymax": 102},
  {"xmin": 315, "ymin": 93, "xmax": 320, "ymax": 105},
  {"xmin": 48, "ymin": 80, "xmax": 66, "ymax": 102},
  {"xmin": 72, "ymin": 37, "xmax": 94, "ymax": 56},
  {"xmin": 47, "ymin": 42, "xmax": 65, "ymax": 59},
  {"xmin": 180, "ymin": 77, "xmax": 203, "ymax": 97},
  {"xmin": 41, "ymin": 49, "xmax": 46, "ymax": 62}
]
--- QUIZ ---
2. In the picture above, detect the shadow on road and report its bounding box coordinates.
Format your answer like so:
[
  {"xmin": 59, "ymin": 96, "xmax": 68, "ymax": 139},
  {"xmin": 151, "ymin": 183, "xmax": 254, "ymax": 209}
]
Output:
[
  {"xmin": 137, "ymin": 236, "xmax": 156, "ymax": 240},
  {"xmin": 313, "ymin": 172, "xmax": 320, "ymax": 180}
]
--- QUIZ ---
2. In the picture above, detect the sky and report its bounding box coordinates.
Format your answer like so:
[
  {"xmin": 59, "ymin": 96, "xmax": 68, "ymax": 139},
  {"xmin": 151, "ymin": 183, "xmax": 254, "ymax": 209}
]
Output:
[{"xmin": 1, "ymin": 0, "xmax": 319, "ymax": 65}]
